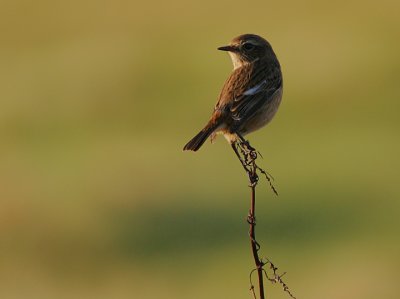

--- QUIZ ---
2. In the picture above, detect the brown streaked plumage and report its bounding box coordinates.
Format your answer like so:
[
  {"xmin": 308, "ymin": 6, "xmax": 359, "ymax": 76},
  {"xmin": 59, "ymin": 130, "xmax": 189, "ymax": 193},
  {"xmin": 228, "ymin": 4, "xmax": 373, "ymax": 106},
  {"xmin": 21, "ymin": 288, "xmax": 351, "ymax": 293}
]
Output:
[{"xmin": 183, "ymin": 34, "xmax": 282, "ymax": 151}]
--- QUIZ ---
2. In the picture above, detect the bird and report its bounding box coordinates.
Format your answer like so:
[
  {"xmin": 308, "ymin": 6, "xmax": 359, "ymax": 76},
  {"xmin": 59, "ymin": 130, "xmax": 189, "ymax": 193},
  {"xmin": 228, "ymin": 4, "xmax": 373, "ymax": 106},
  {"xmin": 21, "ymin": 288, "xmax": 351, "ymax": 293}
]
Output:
[{"xmin": 183, "ymin": 34, "xmax": 283, "ymax": 153}]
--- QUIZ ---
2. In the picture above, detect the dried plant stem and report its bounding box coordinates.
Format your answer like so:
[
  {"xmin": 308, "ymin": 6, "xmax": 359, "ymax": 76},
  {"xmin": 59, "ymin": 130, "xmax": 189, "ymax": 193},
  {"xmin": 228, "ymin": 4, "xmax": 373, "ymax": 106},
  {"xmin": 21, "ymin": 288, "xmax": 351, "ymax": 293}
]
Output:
[
  {"xmin": 232, "ymin": 138, "xmax": 267, "ymax": 299},
  {"xmin": 232, "ymin": 137, "xmax": 296, "ymax": 299},
  {"xmin": 248, "ymin": 168, "xmax": 265, "ymax": 299}
]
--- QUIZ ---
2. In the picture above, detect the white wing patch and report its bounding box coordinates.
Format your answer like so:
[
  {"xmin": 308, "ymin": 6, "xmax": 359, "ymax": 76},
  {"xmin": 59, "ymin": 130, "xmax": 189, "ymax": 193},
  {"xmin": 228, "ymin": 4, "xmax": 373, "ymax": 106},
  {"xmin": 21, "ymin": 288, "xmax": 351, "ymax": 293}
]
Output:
[{"xmin": 243, "ymin": 80, "xmax": 267, "ymax": 96}]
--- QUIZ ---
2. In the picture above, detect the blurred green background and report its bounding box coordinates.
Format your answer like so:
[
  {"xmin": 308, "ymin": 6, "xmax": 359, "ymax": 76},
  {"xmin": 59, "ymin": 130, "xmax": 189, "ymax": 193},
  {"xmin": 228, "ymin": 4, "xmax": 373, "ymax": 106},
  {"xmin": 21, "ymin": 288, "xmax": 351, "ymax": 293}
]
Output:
[{"xmin": 1, "ymin": 0, "xmax": 399, "ymax": 298}]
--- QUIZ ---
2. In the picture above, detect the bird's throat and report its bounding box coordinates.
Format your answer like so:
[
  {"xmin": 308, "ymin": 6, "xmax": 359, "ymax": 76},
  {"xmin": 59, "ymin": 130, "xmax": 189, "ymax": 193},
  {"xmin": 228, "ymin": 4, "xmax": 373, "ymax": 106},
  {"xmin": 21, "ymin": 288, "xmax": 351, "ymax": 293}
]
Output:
[{"xmin": 229, "ymin": 52, "xmax": 247, "ymax": 70}]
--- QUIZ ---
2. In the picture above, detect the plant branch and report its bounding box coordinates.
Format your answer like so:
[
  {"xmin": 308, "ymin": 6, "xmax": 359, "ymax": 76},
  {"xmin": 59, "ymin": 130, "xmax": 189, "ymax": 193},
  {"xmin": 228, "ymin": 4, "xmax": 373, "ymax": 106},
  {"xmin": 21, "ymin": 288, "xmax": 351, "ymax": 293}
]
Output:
[{"xmin": 232, "ymin": 137, "xmax": 295, "ymax": 299}]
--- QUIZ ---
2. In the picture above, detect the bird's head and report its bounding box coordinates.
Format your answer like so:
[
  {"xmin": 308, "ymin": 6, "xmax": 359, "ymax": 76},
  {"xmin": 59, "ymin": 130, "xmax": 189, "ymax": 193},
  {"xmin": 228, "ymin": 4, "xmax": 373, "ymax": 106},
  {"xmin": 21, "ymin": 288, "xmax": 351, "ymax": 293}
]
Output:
[{"xmin": 218, "ymin": 34, "xmax": 274, "ymax": 69}]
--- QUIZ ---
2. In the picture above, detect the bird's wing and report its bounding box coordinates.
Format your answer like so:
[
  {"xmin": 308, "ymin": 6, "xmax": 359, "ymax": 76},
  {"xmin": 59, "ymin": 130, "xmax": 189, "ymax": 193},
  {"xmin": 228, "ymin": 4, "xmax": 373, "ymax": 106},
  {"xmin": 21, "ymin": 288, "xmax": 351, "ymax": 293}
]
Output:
[{"xmin": 230, "ymin": 64, "xmax": 282, "ymax": 123}]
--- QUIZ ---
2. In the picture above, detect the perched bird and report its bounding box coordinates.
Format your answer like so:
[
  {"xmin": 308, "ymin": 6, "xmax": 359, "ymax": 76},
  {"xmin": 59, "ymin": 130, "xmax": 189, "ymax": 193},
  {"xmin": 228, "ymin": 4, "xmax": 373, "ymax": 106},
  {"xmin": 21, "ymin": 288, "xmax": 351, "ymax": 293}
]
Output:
[{"xmin": 183, "ymin": 34, "xmax": 282, "ymax": 152}]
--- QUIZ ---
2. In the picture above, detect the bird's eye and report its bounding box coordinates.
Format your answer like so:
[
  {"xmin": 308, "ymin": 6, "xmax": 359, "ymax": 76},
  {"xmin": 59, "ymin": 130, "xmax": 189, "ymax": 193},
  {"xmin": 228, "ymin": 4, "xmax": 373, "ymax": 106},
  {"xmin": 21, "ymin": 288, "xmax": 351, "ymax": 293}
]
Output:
[{"xmin": 242, "ymin": 43, "xmax": 255, "ymax": 51}]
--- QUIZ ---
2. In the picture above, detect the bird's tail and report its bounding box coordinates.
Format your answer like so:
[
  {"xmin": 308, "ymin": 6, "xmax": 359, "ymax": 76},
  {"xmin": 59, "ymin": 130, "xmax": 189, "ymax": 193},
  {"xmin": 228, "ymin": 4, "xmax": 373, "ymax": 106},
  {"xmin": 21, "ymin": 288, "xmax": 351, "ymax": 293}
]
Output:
[{"xmin": 183, "ymin": 122, "xmax": 217, "ymax": 151}]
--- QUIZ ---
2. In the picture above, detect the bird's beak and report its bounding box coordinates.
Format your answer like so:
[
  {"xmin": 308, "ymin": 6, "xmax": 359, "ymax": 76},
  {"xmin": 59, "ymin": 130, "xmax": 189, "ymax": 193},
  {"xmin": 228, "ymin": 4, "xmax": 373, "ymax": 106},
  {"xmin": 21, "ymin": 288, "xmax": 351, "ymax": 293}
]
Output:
[{"xmin": 217, "ymin": 45, "xmax": 237, "ymax": 52}]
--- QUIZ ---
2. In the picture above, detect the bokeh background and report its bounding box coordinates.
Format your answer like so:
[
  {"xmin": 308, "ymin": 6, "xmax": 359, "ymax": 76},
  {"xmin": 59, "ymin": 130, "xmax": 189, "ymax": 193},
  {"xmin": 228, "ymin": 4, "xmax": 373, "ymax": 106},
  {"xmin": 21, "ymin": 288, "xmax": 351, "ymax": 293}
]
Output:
[{"xmin": 1, "ymin": 0, "xmax": 399, "ymax": 298}]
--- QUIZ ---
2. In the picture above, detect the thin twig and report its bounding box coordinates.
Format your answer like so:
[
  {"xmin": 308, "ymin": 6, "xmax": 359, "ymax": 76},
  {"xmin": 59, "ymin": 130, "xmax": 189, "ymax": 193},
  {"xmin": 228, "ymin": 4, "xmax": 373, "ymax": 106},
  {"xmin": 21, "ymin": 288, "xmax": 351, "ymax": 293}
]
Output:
[
  {"xmin": 231, "ymin": 138, "xmax": 296, "ymax": 299},
  {"xmin": 264, "ymin": 259, "xmax": 297, "ymax": 299},
  {"xmin": 249, "ymin": 169, "xmax": 265, "ymax": 299},
  {"xmin": 249, "ymin": 269, "xmax": 257, "ymax": 299}
]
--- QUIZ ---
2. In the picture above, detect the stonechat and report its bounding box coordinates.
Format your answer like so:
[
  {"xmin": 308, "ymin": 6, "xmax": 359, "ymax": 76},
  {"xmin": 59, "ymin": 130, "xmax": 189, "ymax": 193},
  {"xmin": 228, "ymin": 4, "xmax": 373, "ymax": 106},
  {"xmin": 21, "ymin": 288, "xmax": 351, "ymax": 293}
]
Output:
[{"xmin": 183, "ymin": 34, "xmax": 282, "ymax": 151}]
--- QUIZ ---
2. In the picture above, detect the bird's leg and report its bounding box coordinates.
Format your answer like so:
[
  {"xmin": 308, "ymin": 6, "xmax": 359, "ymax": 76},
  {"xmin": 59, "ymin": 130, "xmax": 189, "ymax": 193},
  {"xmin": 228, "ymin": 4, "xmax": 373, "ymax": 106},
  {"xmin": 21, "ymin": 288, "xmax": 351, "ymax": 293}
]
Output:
[
  {"xmin": 231, "ymin": 142, "xmax": 252, "ymax": 174},
  {"xmin": 236, "ymin": 134, "xmax": 257, "ymax": 165},
  {"xmin": 237, "ymin": 133, "xmax": 256, "ymax": 153},
  {"xmin": 231, "ymin": 141, "xmax": 258, "ymax": 186},
  {"xmin": 231, "ymin": 134, "xmax": 277, "ymax": 193},
  {"xmin": 237, "ymin": 133, "xmax": 265, "ymax": 161}
]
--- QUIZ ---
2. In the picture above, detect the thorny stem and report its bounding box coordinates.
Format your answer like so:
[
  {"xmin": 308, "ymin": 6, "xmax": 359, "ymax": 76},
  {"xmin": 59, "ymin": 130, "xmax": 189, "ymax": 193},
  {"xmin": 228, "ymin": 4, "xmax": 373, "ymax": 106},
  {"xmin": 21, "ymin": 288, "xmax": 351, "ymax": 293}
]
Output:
[{"xmin": 232, "ymin": 138, "xmax": 295, "ymax": 299}]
